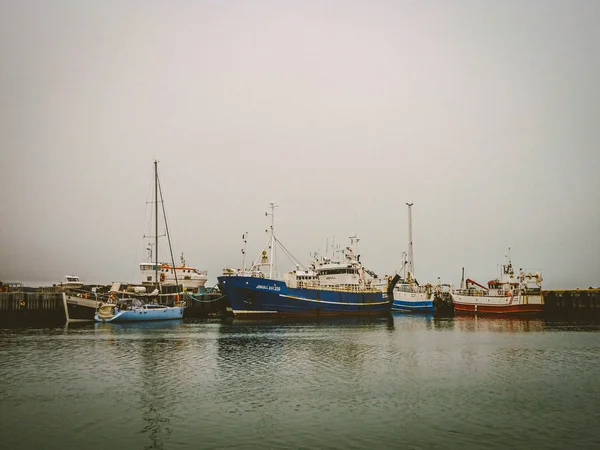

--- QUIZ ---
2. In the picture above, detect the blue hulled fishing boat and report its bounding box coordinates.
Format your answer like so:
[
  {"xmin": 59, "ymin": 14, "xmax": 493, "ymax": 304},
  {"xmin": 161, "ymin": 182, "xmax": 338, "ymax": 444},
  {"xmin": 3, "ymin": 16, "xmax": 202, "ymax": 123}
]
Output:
[{"xmin": 218, "ymin": 204, "xmax": 399, "ymax": 318}]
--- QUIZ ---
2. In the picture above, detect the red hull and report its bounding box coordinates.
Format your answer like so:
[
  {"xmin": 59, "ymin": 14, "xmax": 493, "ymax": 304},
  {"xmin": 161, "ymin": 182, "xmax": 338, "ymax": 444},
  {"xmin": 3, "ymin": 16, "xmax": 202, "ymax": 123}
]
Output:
[{"xmin": 453, "ymin": 303, "xmax": 543, "ymax": 315}]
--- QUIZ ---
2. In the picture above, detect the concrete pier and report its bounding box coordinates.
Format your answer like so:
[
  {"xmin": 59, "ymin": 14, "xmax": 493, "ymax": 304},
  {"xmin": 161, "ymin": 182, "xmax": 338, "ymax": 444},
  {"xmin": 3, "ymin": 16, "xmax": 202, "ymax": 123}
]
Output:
[
  {"xmin": 0, "ymin": 285, "xmax": 231, "ymax": 326},
  {"xmin": 0, "ymin": 291, "xmax": 65, "ymax": 325},
  {"xmin": 543, "ymin": 288, "xmax": 600, "ymax": 318}
]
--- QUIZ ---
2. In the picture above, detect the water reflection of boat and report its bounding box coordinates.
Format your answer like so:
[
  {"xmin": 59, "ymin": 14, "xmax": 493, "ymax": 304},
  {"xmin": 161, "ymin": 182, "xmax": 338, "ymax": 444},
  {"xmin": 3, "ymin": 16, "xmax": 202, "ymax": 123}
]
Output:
[
  {"xmin": 94, "ymin": 319, "xmax": 184, "ymax": 332},
  {"xmin": 221, "ymin": 313, "xmax": 393, "ymax": 328},
  {"xmin": 453, "ymin": 315, "xmax": 545, "ymax": 332}
]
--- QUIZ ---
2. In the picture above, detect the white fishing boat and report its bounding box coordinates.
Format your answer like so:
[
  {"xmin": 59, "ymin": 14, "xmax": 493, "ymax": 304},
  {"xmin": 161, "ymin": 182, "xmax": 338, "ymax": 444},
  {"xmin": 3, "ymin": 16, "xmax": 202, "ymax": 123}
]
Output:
[
  {"xmin": 58, "ymin": 275, "xmax": 84, "ymax": 291},
  {"xmin": 140, "ymin": 253, "xmax": 207, "ymax": 289},
  {"xmin": 451, "ymin": 250, "xmax": 544, "ymax": 314},
  {"xmin": 95, "ymin": 161, "xmax": 186, "ymax": 323}
]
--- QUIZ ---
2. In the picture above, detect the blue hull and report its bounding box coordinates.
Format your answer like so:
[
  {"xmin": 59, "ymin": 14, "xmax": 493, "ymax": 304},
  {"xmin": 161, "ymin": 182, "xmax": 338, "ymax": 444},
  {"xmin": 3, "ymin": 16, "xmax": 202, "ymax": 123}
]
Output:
[
  {"xmin": 218, "ymin": 276, "xmax": 392, "ymax": 317},
  {"xmin": 391, "ymin": 299, "xmax": 435, "ymax": 313},
  {"xmin": 94, "ymin": 306, "xmax": 184, "ymax": 322}
]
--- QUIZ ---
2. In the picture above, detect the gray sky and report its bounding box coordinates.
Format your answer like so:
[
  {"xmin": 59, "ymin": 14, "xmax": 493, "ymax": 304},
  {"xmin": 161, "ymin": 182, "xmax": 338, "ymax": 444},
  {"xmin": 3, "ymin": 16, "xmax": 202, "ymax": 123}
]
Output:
[{"xmin": 1, "ymin": 0, "xmax": 599, "ymax": 289}]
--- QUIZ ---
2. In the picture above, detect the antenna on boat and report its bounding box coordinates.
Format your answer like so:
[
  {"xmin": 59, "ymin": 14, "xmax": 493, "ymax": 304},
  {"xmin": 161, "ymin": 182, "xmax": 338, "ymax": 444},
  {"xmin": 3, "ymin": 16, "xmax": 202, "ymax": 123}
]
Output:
[
  {"xmin": 406, "ymin": 203, "xmax": 414, "ymax": 280},
  {"xmin": 266, "ymin": 203, "xmax": 278, "ymax": 278},
  {"xmin": 349, "ymin": 235, "xmax": 359, "ymax": 255}
]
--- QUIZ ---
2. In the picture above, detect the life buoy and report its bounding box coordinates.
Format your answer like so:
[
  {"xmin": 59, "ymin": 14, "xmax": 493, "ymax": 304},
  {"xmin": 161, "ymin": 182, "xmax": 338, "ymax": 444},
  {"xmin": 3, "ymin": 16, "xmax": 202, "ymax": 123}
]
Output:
[
  {"xmin": 160, "ymin": 273, "xmax": 166, "ymax": 282},
  {"xmin": 506, "ymin": 291, "xmax": 513, "ymax": 304}
]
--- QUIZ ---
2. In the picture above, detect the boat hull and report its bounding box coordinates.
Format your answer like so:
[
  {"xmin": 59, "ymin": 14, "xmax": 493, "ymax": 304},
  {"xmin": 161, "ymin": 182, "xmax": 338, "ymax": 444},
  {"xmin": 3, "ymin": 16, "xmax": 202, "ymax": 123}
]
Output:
[
  {"xmin": 451, "ymin": 293, "xmax": 543, "ymax": 315},
  {"xmin": 63, "ymin": 293, "xmax": 101, "ymax": 322},
  {"xmin": 390, "ymin": 292, "xmax": 435, "ymax": 313},
  {"xmin": 94, "ymin": 306, "xmax": 185, "ymax": 323},
  {"xmin": 218, "ymin": 276, "xmax": 392, "ymax": 317}
]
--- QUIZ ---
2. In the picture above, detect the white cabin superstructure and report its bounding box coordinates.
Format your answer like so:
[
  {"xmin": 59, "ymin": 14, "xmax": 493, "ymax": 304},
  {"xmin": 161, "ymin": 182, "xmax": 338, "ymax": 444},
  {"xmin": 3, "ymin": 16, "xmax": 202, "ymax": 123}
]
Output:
[
  {"xmin": 283, "ymin": 236, "xmax": 381, "ymax": 293},
  {"xmin": 140, "ymin": 257, "xmax": 207, "ymax": 290},
  {"xmin": 59, "ymin": 275, "xmax": 84, "ymax": 290}
]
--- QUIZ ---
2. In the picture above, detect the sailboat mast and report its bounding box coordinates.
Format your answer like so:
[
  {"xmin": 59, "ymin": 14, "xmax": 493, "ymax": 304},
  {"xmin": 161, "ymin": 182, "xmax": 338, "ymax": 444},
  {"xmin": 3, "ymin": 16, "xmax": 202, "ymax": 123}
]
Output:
[
  {"xmin": 154, "ymin": 160, "xmax": 159, "ymax": 287},
  {"xmin": 406, "ymin": 202, "xmax": 414, "ymax": 279}
]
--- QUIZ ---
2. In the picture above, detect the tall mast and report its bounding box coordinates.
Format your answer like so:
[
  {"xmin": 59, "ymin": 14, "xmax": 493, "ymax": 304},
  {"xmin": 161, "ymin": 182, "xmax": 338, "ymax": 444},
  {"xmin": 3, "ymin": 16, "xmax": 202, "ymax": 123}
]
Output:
[
  {"xmin": 401, "ymin": 250, "xmax": 408, "ymax": 279},
  {"xmin": 266, "ymin": 203, "xmax": 278, "ymax": 278},
  {"xmin": 154, "ymin": 160, "xmax": 159, "ymax": 287},
  {"xmin": 406, "ymin": 202, "xmax": 414, "ymax": 279},
  {"xmin": 241, "ymin": 232, "xmax": 248, "ymax": 272}
]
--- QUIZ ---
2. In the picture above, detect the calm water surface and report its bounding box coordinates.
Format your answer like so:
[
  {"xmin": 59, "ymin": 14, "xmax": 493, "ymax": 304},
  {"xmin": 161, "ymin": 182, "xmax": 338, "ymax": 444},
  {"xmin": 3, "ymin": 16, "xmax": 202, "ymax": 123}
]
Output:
[{"xmin": 1, "ymin": 315, "xmax": 599, "ymax": 449}]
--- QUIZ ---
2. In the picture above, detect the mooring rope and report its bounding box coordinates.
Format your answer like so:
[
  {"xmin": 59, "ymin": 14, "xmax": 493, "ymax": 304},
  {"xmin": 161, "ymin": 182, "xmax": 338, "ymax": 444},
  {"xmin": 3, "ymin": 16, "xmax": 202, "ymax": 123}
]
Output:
[
  {"xmin": 185, "ymin": 292, "xmax": 226, "ymax": 303},
  {"xmin": 185, "ymin": 284, "xmax": 225, "ymax": 303}
]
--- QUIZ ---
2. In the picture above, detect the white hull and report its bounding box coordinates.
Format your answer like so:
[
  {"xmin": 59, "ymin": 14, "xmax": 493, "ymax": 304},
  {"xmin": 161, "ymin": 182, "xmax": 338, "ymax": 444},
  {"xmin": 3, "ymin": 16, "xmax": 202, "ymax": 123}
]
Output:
[
  {"xmin": 451, "ymin": 292, "xmax": 543, "ymax": 314},
  {"xmin": 60, "ymin": 283, "xmax": 84, "ymax": 290}
]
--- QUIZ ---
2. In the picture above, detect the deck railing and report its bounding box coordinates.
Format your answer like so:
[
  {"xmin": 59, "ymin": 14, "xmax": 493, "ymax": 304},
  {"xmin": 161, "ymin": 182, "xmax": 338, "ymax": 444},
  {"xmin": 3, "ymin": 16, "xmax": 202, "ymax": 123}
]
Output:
[{"xmin": 295, "ymin": 281, "xmax": 382, "ymax": 294}]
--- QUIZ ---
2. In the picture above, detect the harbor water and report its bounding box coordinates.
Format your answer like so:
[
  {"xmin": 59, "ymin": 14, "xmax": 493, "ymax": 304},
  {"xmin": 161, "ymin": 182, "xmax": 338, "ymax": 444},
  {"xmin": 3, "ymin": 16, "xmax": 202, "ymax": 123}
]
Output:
[{"xmin": 1, "ymin": 315, "xmax": 599, "ymax": 449}]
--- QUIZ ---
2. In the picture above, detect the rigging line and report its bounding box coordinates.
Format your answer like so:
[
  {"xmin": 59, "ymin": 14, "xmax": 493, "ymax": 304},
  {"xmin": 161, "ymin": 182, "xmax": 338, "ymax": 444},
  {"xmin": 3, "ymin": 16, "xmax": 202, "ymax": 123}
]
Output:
[
  {"xmin": 274, "ymin": 237, "xmax": 307, "ymax": 270},
  {"xmin": 157, "ymin": 168, "xmax": 180, "ymax": 291},
  {"xmin": 185, "ymin": 292, "xmax": 226, "ymax": 303},
  {"xmin": 129, "ymin": 173, "xmax": 157, "ymax": 282}
]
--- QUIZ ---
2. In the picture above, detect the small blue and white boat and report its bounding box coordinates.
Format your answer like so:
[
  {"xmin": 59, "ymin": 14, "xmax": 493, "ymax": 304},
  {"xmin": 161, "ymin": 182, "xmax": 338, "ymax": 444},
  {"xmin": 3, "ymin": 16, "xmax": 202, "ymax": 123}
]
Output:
[
  {"xmin": 391, "ymin": 280, "xmax": 435, "ymax": 313},
  {"xmin": 95, "ymin": 299, "xmax": 184, "ymax": 323},
  {"xmin": 389, "ymin": 203, "xmax": 435, "ymax": 313}
]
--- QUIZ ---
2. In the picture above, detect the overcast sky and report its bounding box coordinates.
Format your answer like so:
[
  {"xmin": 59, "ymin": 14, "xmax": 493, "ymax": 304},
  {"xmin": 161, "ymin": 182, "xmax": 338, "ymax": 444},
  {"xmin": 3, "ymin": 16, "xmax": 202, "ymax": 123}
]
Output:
[{"xmin": 1, "ymin": 0, "xmax": 599, "ymax": 289}]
